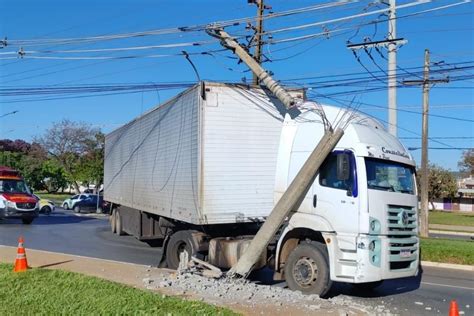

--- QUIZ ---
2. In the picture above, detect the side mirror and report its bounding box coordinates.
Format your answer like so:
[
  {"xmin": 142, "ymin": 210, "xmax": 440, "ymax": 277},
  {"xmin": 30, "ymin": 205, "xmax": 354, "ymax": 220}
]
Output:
[{"xmin": 337, "ymin": 153, "xmax": 350, "ymax": 181}]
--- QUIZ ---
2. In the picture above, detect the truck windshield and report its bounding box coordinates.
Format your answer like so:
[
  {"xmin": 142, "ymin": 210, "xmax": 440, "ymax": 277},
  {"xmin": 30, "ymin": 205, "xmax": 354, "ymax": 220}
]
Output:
[
  {"xmin": 365, "ymin": 158, "xmax": 415, "ymax": 194},
  {"xmin": 0, "ymin": 179, "xmax": 31, "ymax": 194}
]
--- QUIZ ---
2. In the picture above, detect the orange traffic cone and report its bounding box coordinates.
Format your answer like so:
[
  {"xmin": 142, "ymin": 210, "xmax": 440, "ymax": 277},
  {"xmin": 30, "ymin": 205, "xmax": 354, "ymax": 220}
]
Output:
[
  {"xmin": 13, "ymin": 236, "xmax": 28, "ymax": 272},
  {"xmin": 449, "ymin": 300, "xmax": 459, "ymax": 316}
]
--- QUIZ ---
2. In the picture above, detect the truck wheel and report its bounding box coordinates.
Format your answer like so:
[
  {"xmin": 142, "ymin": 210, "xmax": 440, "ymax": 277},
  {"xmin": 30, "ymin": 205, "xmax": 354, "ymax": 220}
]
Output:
[
  {"xmin": 352, "ymin": 281, "xmax": 384, "ymax": 291},
  {"xmin": 110, "ymin": 209, "xmax": 117, "ymax": 233},
  {"xmin": 284, "ymin": 241, "xmax": 332, "ymax": 297},
  {"xmin": 115, "ymin": 208, "xmax": 125, "ymax": 236},
  {"xmin": 22, "ymin": 218, "xmax": 34, "ymax": 225},
  {"xmin": 165, "ymin": 230, "xmax": 201, "ymax": 270}
]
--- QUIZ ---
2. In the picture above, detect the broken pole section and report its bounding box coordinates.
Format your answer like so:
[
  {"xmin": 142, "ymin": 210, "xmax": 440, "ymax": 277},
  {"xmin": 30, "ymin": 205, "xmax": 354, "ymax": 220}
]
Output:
[
  {"xmin": 229, "ymin": 128, "xmax": 343, "ymax": 277},
  {"xmin": 207, "ymin": 26, "xmax": 344, "ymax": 277},
  {"xmin": 207, "ymin": 28, "xmax": 296, "ymax": 109}
]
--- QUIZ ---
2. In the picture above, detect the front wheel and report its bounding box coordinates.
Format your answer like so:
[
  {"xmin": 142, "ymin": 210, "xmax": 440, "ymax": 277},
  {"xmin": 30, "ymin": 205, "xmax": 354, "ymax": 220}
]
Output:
[
  {"xmin": 63, "ymin": 203, "xmax": 69, "ymax": 210},
  {"xmin": 41, "ymin": 206, "xmax": 52, "ymax": 215},
  {"xmin": 284, "ymin": 241, "xmax": 332, "ymax": 297},
  {"xmin": 73, "ymin": 205, "xmax": 81, "ymax": 213}
]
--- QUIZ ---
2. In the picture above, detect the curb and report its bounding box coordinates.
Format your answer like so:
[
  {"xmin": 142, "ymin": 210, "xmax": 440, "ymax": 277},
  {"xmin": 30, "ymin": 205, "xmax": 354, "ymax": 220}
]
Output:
[
  {"xmin": 421, "ymin": 260, "xmax": 473, "ymax": 272},
  {"xmin": 429, "ymin": 229, "xmax": 474, "ymax": 237}
]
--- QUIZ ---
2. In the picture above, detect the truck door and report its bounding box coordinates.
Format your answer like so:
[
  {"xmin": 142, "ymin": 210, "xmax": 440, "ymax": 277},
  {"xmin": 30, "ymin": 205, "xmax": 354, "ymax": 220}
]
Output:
[{"xmin": 312, "ymin": 151, "xmax": 359, "ymax": 234}]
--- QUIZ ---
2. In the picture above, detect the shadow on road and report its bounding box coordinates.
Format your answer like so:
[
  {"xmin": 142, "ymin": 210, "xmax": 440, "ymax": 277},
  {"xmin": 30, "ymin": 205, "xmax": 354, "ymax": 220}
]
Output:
[
  {"xmin": 0, "ymin": 214, "xmax": 96, "ymax": 226},
  {"xmin": 328, "ymin": 267, "xmax": 423, "ymax": 298}
]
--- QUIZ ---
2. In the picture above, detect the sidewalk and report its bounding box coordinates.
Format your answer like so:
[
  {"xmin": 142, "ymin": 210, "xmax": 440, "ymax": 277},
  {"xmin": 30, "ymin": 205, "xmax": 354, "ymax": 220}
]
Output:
[{"xmin": 429, "ymin": 224, "xmax": 474, "ymax": 233}]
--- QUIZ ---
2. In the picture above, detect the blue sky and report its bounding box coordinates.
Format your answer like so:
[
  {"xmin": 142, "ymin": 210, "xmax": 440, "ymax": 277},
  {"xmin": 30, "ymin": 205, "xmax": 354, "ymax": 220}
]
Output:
[{"xmin": 0, "ymin": 0, "xmax": 473, "ymax": 171}]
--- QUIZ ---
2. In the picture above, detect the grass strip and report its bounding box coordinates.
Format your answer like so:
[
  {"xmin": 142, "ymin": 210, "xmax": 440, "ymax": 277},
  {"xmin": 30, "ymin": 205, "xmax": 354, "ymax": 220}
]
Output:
[
  {"xmin": 421, "ymin": 238, "xmax": 474, "ymax": 265},
  {"xmin": 0, "ymin": 263, "xmax": 237, "ymax": 315},
  {"xmin": 428, "ymin": 211, "xmax": 474, "ymax": 227}
]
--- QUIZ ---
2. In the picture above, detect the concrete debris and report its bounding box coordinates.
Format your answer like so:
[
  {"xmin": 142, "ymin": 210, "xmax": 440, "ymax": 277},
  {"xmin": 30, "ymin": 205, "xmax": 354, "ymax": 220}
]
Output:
[
  {"xmin": 414, "ymin": 301, "xmax": 424, "ymax": 305},
  {"xmin": 143, "ymin": 270, "xmax": 386, "ymax": 314}
]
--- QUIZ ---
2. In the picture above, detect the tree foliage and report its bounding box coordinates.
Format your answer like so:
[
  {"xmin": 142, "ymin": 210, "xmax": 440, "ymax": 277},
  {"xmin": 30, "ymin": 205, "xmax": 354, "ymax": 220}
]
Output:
[
  {"xmin": 417, "ymin": 164, "xmax": 458, "ymax": 209},
  {"xmin": 35, "ymin": 120, "xmax": 104, "ymax": 193},
  {"xmin": 458, "ymin": 148, "xmax": 474, "ymax": 176},
  {"xmin": 0, "ymin": 139, "xmax": 67, "ymax": 192}
]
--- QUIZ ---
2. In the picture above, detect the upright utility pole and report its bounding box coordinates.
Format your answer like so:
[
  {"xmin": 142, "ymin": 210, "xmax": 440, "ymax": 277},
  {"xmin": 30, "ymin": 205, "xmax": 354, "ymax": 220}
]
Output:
[
  {"xmin": 403, "ymin": 49, "xmax": 449, "ymax": 238},
  {"xmin": 387, "ymin": 0, "xmax": 398, "ymax": 136},
  {"xmin": 252, "ymin": 0, "xmax": 265, "ymax": 86},
  {"xmin": 347, "ymin": 0, "xmax": 405, "ymax": 136}
]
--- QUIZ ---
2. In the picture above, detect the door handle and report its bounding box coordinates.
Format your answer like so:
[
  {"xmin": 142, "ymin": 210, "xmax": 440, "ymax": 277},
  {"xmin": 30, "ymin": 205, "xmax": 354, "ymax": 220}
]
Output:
[{"xmin": 313, "ymin": 194, "xmax": 317, "ymax": 208}]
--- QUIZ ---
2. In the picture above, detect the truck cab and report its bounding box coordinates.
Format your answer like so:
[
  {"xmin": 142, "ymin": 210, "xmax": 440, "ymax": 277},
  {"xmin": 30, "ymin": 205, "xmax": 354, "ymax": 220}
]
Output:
[
  {"xmin": 0, "ymin": 166, "xmax": 39, "ymax": 224},
  {"xmin": 274, "ymin": 107, "xmax": 418, "ymax": 295}
]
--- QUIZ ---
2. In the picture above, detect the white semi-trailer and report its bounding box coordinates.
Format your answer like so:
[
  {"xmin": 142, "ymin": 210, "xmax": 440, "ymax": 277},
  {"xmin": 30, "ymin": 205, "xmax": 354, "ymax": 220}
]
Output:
[{"xmin": 104, "ymin": 82, "xmax": 419, "ymax": 296}]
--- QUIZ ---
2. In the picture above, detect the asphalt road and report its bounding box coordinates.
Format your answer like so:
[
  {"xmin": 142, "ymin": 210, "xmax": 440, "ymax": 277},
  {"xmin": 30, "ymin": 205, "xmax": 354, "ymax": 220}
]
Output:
[{"xmin": 0, "ymin": 208, "xmax": 472, "ymax": 315}]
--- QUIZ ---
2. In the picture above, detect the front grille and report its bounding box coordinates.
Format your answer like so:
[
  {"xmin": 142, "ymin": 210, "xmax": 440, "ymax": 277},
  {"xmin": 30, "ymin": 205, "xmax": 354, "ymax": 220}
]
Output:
[
  {"xmin": 16, "ymin": 202, "xmax": 36, "ymax": 209},
  {"xmin": 387, "ymin": 205, "xmax": 418, "ymax": 270}
]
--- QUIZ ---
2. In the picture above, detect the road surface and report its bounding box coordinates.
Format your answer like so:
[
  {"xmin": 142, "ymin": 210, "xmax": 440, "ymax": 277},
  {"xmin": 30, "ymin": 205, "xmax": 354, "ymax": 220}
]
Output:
[{"xmin": 0, "ymin": 208, "xmax": 472, "ymax": 315}]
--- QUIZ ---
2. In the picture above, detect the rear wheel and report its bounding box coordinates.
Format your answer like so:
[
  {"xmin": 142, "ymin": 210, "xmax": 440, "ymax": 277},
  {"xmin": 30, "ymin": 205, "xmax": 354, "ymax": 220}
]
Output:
[
  {"xmin": 63, "ymin": 203, "xmax": 69, "ymax": 210},
  {"xmin": 284, "ymin": 241, "xmax": 332, "ymax": 297},
  {"xmin": 22, "ymin": 218, "xmax": 34, "ymax": 225},
  {"xmin": 165, "ymin": 230, "xmax": 202, "ymax": 270},
  {"xmin": 115, "ymin": 208, "xmax": 125, "ymax": 236},
  {"xmin": 110, "ymin": 209, "xmax": 117, "ymax": 233}
]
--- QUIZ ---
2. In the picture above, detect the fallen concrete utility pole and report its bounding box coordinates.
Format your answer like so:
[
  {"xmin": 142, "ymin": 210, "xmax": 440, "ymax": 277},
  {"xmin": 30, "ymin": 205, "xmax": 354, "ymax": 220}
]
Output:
[
  {"xmin": 207, "ymin": 26, "xmax": 344, "ymax": 277},
  {"xmin": 230, "ymin": 128, "xmax": 343, "ymax": 277}
]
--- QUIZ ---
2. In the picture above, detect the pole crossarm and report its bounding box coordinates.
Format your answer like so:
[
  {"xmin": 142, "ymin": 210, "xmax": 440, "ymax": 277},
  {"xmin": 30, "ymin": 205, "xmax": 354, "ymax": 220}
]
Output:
[{"xmin": 347, "ymin": 38, "xmax": 407, "ymax": 50}]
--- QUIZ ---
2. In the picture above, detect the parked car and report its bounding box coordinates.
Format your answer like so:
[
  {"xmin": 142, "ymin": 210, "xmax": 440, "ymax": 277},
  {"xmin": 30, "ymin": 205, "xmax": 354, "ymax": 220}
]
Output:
[
  {"xmin": 33, "ymin": 194, "xmax": 55, "ymax": 214},
  {"xmin": 62, "ymin": 194, "xmax": 92, "ymax": 210},
  {"xmin": 72, "ymin": 195, "xmax": 103, "ymax": 213}
]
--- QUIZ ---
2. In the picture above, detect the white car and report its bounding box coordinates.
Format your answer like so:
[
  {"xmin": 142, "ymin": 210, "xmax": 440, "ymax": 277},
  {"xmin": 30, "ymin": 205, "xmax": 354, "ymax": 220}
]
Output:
[{"xmin": 62, "ymin": 194, "xmax": 93, "ymax": 210}]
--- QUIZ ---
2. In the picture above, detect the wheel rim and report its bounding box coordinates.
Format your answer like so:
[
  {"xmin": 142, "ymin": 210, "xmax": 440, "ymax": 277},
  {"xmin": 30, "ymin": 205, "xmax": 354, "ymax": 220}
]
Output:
[
  {"xmin": 175, "ymin": 241, "xmax": 189, "ymax": 262},
  {"xmin": 293, "ymin": 256, "xmax": 318, "ymax": 287}
]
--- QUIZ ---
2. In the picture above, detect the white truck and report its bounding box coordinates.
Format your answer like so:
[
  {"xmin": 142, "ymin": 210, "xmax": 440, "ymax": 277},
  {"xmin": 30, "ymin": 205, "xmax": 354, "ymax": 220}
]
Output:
[{"xmin": 104, "ymin": 82, "xmax": 419, "ymax": 296}]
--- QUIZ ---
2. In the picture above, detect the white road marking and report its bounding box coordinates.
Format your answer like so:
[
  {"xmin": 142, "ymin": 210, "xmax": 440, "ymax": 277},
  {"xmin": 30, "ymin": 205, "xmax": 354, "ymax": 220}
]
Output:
[{"xmin": 421, "ymin": 281, "xmax": 474, "ymax": 291}]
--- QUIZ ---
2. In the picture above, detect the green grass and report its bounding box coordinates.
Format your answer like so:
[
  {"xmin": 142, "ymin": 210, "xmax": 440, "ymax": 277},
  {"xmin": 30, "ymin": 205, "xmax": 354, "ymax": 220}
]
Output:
[
  {"xmin": 429, "ymin": 210, "xmax": 474, "ymax": 227},
  {"xmin": 36, "ymin": 192, "xmax": 72, "ymax": 205},
  {"xmin": 0, "ymin": 264, "xmax": 237, "ymax": 315},
  {"xmin": 421, "ymin": 238, "xmax": 474, "ymax": 265}
]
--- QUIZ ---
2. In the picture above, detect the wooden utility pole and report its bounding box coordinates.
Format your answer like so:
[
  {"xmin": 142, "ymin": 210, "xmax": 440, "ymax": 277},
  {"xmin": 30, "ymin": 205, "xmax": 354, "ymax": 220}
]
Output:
[
  {"xmin": 252, "ymin": 0, "xmax": 265, "ymax": 86},
  {"xmin": 403, "ymin": 49, "xmax": 449, "ymax": 238}
]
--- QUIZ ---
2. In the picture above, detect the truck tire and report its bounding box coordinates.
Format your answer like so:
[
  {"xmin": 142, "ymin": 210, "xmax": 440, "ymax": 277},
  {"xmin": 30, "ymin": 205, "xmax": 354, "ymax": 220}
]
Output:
[
  {"xmin": 284, "ymin": 241, "xmax": 332, "ymax": 297},
  {"xmin": 115, "ymin": 208, "xmax": 125, "ymax": 236},
  {"xmin": 110, "ymin": 209, "xmax": 117, "ymax": 233},
  {"xmin": 165, "ymin": 230, "xmax": 201, "ymax": 270},
  {"xmin": 22, "ymin": 218, "xmax": 34, "ymax": 225}
]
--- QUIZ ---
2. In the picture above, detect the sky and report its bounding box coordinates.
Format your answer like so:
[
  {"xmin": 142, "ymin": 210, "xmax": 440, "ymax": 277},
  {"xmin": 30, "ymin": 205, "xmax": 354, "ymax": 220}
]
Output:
[{"xmin": 0, "ymin": 0, "xmax": 473, "ymax": 171}]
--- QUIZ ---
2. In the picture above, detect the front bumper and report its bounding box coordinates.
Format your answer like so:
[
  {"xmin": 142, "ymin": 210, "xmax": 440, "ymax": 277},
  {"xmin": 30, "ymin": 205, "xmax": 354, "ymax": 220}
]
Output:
[
  {"xmin": 0, "ymin": 206, "xmax": 39, "ymax": 219},
  {"xmin": 325, "ymin": 233, "xmax": 419, "ymax": 283}
]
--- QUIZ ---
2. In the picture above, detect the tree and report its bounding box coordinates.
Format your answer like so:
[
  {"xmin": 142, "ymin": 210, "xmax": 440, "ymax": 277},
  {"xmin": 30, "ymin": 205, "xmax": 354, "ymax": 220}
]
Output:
[
  {"xmin": 458, "ymin": 148, "xmax": 474, "ymax": 176},
  {"xmin": 417, "ymin": 164, "xmax": 458, "ymax": 210},
  {"xmin": 36, "ymin": 120, "xmax": 102, "ymax": 193},
  {"xmin": 0, "ymin": 138, "xmax": 68, "ymax": 192}
]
